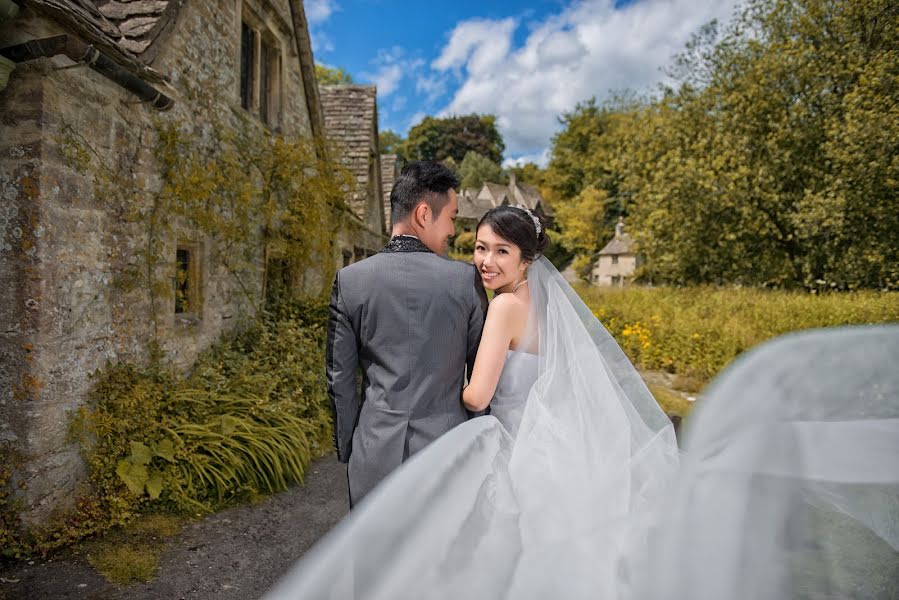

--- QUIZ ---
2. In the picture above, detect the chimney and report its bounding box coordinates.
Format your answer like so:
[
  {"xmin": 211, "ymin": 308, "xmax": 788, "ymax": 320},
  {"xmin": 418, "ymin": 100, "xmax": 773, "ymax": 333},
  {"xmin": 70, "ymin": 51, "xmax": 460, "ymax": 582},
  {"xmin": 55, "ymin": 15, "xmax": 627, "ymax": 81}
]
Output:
[{"xmin": 615, "ymin": 217, "xmax": 625, "ymax": 238}]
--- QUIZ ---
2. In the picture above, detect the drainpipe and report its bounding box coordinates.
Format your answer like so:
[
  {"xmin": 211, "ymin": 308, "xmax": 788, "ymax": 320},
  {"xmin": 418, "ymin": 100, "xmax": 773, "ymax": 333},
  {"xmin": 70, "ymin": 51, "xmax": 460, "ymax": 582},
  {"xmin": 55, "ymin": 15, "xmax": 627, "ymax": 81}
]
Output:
[
  {"xmin": 0, "ymin": 0, "xmax": 19, "ymax": 91},
  {"xmin": 0, "ymin": 34, "xmax": 173, "ymax": 110}
]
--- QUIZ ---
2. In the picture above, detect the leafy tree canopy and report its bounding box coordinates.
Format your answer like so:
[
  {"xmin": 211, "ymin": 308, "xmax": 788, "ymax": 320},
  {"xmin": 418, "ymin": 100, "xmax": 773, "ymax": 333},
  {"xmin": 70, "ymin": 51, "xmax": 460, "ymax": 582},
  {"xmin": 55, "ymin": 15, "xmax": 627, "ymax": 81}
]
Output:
[
  {"xmin": 379, "ymin": 130, "xmax": 404, "ymax": 154},
  {"xmin": 401, "ymin": 114, "xmax": 505, "ymax": 165},
  {"xmin": 546, "ymin": 0, "xmax": 898, "ymax": 289},
  {"xmin": 458, "ymin": 151, "xmax": 507, "ymax": 190},
  {"xmin": 315, "ymin": 64, "xmax": 353, "ymax": 85}
]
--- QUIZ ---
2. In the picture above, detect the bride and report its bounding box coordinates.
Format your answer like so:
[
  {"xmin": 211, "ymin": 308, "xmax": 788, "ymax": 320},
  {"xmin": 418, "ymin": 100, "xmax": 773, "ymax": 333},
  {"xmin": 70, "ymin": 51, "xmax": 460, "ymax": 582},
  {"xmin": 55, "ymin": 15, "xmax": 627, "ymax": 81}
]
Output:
[{"xmin": 266, "ymin": 206, "xmax": 899, "ymax": 599}]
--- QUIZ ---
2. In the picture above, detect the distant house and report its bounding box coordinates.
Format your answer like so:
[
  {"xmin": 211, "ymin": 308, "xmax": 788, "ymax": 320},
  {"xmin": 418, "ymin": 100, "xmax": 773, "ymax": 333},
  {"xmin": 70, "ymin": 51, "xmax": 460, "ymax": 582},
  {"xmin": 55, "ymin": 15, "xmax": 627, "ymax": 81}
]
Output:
[
  {"xmin": 457, "ymin": 173, "xmax": 552, "ymax": 233},
  {"xmin": 319, "ymin": 84, "xmax": 387, "ymax": 266},
  {"xmin": 592, "ymin": 219, "xmax": 639, "ymax": 286}
]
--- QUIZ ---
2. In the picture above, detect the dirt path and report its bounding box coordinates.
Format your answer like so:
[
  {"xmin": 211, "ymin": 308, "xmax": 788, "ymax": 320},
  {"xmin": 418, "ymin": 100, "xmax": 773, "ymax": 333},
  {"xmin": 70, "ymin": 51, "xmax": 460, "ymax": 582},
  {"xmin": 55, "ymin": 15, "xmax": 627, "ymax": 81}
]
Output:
[{"xmin": 0, "ymin": 455, "xmax": 349, "ymax": 600}]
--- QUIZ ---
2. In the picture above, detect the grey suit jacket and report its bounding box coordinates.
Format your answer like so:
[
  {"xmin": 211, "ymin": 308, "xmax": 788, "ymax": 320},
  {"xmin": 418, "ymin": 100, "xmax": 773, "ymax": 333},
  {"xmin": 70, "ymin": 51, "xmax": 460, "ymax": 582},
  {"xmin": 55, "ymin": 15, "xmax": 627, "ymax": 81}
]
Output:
[{"xmin": 325, "ymin": 236, "xmax": 488, "ymax": 506}]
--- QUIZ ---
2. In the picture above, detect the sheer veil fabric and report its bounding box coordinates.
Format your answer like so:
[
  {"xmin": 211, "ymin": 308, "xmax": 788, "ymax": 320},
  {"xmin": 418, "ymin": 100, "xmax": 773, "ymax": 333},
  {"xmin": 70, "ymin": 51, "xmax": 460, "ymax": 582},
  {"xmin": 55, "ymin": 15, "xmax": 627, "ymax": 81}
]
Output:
[
  {"xmin": 265, "ymin": 258, "xmax": 898, "ymax": 599},
  {"xmin": 266, "ymin": 257, "xmax": 680, "ymax": 599}
]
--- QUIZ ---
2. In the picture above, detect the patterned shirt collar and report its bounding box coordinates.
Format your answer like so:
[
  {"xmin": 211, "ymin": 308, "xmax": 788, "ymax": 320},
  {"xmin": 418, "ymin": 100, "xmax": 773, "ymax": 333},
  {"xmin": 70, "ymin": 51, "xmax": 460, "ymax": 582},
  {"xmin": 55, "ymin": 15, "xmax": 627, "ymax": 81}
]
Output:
[{"xmin": 382, "ymin": 236, "xmax": 434, "ymax": 254}]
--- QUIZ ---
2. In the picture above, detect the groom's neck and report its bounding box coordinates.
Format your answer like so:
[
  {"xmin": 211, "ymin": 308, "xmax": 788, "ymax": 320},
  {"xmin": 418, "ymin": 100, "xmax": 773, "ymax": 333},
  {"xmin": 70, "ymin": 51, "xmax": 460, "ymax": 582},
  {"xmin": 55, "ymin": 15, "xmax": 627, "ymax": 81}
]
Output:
[{"xmin": 391, "ymin": 223, "xmax": 418, "ymax": 239}]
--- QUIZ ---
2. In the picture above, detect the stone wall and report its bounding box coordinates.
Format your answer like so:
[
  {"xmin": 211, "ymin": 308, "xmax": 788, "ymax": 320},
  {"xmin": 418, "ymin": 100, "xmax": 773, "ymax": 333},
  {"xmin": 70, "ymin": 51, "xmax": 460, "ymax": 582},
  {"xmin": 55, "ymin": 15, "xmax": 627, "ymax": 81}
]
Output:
[{"xmin": 0, "ymin": 0, "xmax": 317, "ymax": 524}]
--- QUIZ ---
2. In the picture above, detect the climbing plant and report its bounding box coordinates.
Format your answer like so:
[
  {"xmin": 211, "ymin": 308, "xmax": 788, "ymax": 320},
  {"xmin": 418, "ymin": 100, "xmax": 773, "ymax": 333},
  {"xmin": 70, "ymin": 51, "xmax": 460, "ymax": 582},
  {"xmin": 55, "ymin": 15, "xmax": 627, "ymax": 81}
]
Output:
[{"xmin": 0, "ymin": 84, "xmax": 355, "ymax": 556}]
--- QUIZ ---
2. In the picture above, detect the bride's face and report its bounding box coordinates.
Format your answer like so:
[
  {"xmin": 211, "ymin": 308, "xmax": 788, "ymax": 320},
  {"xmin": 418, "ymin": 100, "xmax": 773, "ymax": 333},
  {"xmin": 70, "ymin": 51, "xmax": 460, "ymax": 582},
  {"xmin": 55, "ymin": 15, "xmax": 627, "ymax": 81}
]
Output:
[{"xmin": 474, "ymin": 224, "xmax": 528, "ymax": 292}]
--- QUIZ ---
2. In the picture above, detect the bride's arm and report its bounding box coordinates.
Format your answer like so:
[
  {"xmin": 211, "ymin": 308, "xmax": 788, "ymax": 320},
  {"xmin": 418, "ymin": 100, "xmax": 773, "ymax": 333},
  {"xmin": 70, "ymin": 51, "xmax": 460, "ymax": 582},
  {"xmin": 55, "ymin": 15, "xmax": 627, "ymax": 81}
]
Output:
[{"xmin": 462, "ymin": 296, "xmax": 517, "ymax": 412}]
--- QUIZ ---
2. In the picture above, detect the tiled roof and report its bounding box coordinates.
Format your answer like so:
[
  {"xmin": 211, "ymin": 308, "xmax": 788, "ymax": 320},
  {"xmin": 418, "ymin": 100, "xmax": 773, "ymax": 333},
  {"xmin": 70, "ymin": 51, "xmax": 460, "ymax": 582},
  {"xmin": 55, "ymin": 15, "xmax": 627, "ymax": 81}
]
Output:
[
  {"xmin": 457, "ymin": 189, "xmax": 493, "ymax": 221},
  {"xmin": 599, "ymin": 233, "xmax": 634, "ymax": 256},
  {"xmin": 28, "ymin": 0, "xmax": 184, "ymax": 81},
  {"xmin": 96, "ymin": 0, "xmax": 182, "ymax": 58},
  {"xmin": 320, "ymin": 85, "xmax": 379, "ymax": 221}
]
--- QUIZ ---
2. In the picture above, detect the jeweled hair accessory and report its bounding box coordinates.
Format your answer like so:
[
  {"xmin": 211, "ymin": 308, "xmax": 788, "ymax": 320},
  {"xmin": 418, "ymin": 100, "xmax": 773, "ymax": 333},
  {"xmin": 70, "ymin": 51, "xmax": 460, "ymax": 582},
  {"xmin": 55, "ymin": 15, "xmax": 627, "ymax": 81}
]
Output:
[{"xmin": 511, "ymin": 203, "xmax": 542, "ymax": 238}]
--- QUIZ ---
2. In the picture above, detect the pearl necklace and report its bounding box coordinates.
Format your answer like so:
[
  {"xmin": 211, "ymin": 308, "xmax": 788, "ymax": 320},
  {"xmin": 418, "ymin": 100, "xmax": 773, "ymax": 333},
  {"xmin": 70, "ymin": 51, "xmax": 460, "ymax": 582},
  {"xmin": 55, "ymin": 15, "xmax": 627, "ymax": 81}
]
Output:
[{"xmin": 511, "ymin": 279, "xmax": 528, "ymax": 293}]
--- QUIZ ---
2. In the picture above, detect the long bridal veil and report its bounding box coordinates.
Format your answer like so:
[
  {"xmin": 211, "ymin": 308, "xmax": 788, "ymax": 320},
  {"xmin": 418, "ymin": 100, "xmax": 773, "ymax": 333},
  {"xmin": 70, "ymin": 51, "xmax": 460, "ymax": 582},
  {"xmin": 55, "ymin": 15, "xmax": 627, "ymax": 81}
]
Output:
[
  {"xmin": 265, "ymin": 258, "xmax": 898, "ymax": 599},
  {"xmin": 265, "ymin": 256, "xmax": 679, "ymax": 599}
]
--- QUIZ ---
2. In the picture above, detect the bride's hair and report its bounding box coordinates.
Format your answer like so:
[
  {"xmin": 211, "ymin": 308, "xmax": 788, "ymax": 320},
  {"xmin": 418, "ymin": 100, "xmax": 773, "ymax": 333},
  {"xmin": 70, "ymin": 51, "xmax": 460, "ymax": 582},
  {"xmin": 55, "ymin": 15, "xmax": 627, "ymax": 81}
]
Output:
[{"xmin": 477, "ymin": 206, "xmax": 549, "ymax": 262}]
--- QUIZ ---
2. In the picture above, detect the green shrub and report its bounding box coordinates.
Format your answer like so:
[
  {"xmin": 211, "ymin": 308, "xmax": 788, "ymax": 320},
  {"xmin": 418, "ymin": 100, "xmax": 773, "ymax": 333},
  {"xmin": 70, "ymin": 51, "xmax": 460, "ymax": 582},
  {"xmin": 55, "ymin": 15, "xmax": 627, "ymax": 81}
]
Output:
[
  {"xmin": 454, "ymin": 231, "xmax": 476, "ymax": 254},
  {"xmin": 578, "ymin": 285, "xmax": 899, "ymax": 383},
  {"xmin": 0, "ymin": 298, "xmax": 335, "ymax": 556}
]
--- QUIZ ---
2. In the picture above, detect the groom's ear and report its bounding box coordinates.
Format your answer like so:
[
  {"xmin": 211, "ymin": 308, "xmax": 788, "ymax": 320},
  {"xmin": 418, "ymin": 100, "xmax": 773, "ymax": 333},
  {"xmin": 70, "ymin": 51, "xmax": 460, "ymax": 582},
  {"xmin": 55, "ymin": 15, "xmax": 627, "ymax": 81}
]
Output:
[{"xmin": 413, "ymin": 201, "xmax": 430, "ymax": 227}]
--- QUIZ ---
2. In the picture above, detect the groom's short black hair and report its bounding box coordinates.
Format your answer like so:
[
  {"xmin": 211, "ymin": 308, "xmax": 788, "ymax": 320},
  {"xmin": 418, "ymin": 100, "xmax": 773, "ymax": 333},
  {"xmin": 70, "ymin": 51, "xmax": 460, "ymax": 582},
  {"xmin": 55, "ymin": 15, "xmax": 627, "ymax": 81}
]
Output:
[{"xmin": 390, "ymin": 161, "xmax": 459, "ymax": 225}]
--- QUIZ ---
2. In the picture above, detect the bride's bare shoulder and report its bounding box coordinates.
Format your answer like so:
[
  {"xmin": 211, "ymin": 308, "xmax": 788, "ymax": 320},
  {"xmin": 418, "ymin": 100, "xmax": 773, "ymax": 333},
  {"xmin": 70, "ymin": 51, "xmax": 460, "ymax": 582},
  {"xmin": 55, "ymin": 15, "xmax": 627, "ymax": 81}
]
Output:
[{"xmin": 488, "ymin": 292, "xmax": 529, "ymax": 320}]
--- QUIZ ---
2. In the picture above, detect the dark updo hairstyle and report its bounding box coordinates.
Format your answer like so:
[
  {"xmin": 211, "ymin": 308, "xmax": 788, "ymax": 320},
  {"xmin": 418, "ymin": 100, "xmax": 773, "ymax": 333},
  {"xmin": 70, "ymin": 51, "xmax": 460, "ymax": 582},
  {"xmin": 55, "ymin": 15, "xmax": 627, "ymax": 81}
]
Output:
[{"xmin": 476, "ymin": 205, "xmax": 550, "ymax": 263}]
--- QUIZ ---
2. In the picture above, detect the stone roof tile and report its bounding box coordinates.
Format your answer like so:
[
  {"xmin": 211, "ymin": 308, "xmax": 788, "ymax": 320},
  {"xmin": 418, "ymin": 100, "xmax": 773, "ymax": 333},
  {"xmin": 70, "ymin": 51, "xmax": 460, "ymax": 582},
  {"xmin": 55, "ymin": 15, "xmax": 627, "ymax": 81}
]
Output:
[{"xmin": 320, "ymin": 85, "xmax": 378, "ymax": 220}]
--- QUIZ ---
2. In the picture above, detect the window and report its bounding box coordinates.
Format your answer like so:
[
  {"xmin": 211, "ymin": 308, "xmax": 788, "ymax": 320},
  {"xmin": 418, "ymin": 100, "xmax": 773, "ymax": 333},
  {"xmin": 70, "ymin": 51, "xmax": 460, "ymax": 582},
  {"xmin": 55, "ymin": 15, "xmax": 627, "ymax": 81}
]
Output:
[
  {"xmin": 239, "ymin": 12, "xmax": 282, "ymax": 127},
  {"xmin": 611, "ymin": 255, "xmax": 618, "ymax": 265},
  {"xmin": 240, "ymin": 23, "xmax": 255, "ymax": 110},
  {"xmin": 174, "ymin": 244, "xmax": 202, "ymax": 316},
  {"xmin": 264, "ymin": 257, "xmax": 291, "ymax": 309},
  {"xmin": 612, "ymin": 275, "xmax": 622, "ymax": 286}
]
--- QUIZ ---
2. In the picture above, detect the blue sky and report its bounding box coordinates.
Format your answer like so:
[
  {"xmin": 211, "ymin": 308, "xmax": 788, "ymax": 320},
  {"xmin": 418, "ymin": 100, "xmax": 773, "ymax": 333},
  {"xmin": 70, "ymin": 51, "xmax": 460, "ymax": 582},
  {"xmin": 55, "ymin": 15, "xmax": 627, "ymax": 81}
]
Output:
[{"xmin": 306, "ymin": 0, "xmax": 739, "ymax": 165}]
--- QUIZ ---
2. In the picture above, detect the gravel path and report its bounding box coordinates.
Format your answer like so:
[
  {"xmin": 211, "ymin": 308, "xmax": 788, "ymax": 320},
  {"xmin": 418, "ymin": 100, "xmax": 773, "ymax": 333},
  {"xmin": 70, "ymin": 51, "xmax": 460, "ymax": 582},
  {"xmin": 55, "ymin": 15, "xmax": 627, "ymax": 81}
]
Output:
[{"xmin": 0, "ymin": 455, "xmax": 349, "ymax": 600}]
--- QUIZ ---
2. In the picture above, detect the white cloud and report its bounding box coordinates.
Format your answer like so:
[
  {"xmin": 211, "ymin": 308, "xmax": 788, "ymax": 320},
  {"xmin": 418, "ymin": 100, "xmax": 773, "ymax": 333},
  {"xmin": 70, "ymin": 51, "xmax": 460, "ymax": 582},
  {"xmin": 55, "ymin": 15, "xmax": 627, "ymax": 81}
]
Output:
[
  {"xmin": 433, "ymin": 18, "xmax": 517, "ymax": 75},
  {"xmin": 368, "ymin": 63, "xmax": 404, "ymax": 96},
  {"xmin": 432, "ymin": 0, "xmax": 739, "ymax": 157},
  {"xmin": 362, "ymin": 47, "xmax": 424, "ymax": 98},
  {"xmin": 306, "ymin": 0, "xmax": 339, "ymax": 53},
  {"xmin": 415, "ymin": 74, "xmax": 447, "ymax": 104},
  {"xmin": 305, "ymin": 0, "xmax": 339, "ymax": 25},
  {"xmin": 503, "ymin": 148, "xmax": 551, "ymax": 169}
]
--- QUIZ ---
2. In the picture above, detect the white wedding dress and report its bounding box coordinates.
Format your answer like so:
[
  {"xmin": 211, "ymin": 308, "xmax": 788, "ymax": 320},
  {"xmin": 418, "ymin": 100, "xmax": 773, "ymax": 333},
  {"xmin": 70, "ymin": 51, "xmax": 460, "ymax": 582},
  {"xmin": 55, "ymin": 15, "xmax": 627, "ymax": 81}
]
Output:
[{"xmin": 265, "ymin": 258, "xmax": 899, "ymax": 600}]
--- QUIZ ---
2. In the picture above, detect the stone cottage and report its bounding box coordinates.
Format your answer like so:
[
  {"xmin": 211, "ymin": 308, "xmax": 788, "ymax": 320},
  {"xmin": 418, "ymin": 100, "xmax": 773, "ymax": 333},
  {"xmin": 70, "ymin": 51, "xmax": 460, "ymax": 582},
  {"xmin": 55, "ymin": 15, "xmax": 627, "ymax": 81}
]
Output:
[
  {"xmin": 592, "ymin": 218, "xmax": 639, "ymax": 286},
  {"xmin": 319, "ymin": 84, "xmax": 387, "ymax": 266},
  {"xmin": 0, "ymin": 0, "xmax": 340, "ymax": 524},
  {"xmin": 456, "ymin": 173, "xmax": 552, "ymax": 233}
]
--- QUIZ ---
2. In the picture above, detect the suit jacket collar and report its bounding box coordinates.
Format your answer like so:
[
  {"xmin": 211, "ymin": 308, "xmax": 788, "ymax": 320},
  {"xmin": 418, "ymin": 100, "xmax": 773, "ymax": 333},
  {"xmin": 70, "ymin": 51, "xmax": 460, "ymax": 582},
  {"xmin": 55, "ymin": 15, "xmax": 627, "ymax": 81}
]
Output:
[{"xmin": 382, "ymin": 236, "xmax": 434, "ymax": 254}]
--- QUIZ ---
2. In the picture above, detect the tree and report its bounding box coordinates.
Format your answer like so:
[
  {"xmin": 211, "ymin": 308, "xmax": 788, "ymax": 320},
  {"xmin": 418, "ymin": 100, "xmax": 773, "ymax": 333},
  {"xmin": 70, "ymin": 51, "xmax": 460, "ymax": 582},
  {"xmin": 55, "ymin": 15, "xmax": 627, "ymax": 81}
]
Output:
[
  {"xmin": 401, "ymin": 114, "xmax": 505, "ymax": 164},
  {"xmin": 508, "ymin": 162, "xmax": 546, "ymax": 188},
  {"xmin": 458, "ymin": 151, "xmax": 506, "ymax": 190},
  {"xmin": 544, "ymin": 0, "xmax": 899, "ymax": 289},
  {"xmin": 379, "ymin": 130, "xmax": 404, "ymax": 154},
  {"xmin": 315, "ymin": 64, "xmax": 353, "ymax": 85}
]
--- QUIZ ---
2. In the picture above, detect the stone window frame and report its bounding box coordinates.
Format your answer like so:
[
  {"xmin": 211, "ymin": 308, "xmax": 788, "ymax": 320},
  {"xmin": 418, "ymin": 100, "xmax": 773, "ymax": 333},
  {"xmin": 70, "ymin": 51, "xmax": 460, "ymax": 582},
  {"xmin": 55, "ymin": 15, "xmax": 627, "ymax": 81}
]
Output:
[
  {"xmin": 239, "ymin": 5, "xmax": 284, "ymax": 130},
  {"xmin": 263, "ymin": 248, "xmax": 294, "ymax": 309},
  {"xmin": 174, "ymin": 241, "xmax": 204, "ymax": 321}
]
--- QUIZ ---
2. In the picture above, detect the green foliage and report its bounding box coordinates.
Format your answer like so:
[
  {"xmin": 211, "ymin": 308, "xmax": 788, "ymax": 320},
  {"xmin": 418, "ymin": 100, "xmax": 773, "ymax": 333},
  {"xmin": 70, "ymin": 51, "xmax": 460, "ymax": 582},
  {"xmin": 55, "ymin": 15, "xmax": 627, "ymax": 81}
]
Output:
[
  {"xmin": 453, "ymin": 231, "xmax": 476, "ymax": 254},
  {"xmin": 70, "ymin": 297, "xmax": 332, "ymax": 515},
  {"xmin": 82, "ymin": 513, "xmax": 184, "ymax": 585},
  {"xmin": 0, "ymin": 297, "xmax": 336, "ymax": 556},
  {"xmin": 315, "ymin": 63, "xmax": 354, "ymax": 85},
  {"xmin": 57, "ymin": 82, "xmax": 350, "ymax": 337},
  {"xmin": 458, "ymin": 151, "xmax": 507, "ymax": 190},
  {"xmin": 546, "ymin": 0, "xmax": 899, "ymax": 289},
  {"xmin": 507, "ymin": 162, "xmax": 546, "ymax": 187},
  {"xmin": 540, "ymin": 228, "xmax": 574, "ymax": 270},
  {"xmin": 87, "ymin": 543, "xmax": 159, "ymax": 584},
  {"xmin": 578, "ymin": 285, "xmax": 899, "ymax": 383},
  {"xmin": 379, "ymin": 129, "xmax": 404, "ymax": 155},
  {"xmin": 401, "ymin": 114, "xmax": 505, "ymax": 164},
  {"xmin": 3, "ymin": 74, "xmax": 350, "ymax": 560}
]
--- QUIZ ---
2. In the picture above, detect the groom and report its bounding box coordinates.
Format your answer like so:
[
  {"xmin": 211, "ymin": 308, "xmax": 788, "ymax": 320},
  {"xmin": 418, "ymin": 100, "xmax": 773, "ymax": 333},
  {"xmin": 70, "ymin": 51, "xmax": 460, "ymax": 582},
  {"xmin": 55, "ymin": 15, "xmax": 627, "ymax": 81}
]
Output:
[{"xmin": 326, "ymin": 161, "xmax": 488, "ymax": 507}]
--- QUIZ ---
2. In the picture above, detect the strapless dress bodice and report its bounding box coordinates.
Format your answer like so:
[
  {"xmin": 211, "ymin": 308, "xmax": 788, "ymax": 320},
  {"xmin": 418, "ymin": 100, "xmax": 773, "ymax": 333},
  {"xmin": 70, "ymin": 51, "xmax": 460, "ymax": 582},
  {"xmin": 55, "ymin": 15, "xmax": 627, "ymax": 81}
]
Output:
[{"xmin": 490, "ymin": 349, "xmax": 538, "ymax": 439}]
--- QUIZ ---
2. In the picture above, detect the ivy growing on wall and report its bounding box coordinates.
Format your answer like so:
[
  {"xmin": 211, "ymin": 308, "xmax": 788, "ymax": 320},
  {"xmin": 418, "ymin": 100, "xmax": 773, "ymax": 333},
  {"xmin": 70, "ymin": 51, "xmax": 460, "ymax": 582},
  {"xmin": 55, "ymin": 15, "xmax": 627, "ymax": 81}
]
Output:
[{"xmin": 0, "ymin": 85, "xmax": 353, "ymax": 556}]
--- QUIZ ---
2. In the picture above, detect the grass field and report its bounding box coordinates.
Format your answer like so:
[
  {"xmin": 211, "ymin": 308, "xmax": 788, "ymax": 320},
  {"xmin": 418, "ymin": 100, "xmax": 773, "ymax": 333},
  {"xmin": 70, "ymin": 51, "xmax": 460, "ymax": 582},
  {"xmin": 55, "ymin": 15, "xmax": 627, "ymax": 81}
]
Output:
[{"xmin": 576, "ymin": 285, "xmax": 899, "ymax": 389}]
